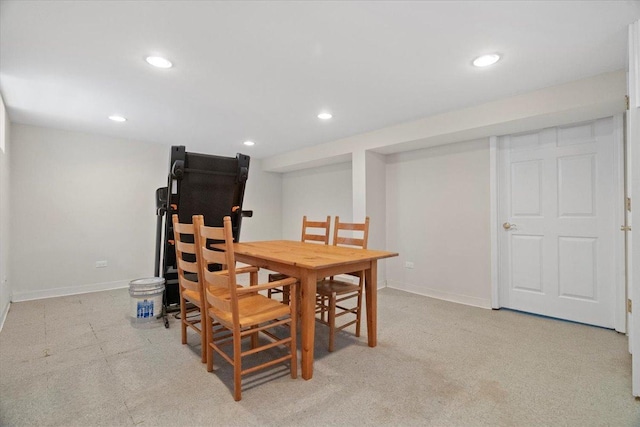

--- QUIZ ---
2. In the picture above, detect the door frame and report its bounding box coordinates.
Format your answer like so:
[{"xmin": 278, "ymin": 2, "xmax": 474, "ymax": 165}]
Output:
[
  {"xmin": 628, "ymin": 18, "xmax": 639, "ymax": 397},
  {"xmin": 489, "ymin": 114, "xmax": 626, "ymax": 333}
]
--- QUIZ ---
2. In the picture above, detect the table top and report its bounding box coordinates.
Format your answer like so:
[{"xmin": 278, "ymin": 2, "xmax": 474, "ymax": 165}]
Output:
[{"xmin": 229, "ymin": 240, "xmax": 398, "ymax": 270}]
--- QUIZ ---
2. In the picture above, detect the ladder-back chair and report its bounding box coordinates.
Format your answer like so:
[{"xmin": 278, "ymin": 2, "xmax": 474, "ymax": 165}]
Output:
[
  {"xmin": 194, "ymin": 215, "xmax": 298, "ymax": 401},
  {"xmin": 316, "ymin": 216, "xmax": 370, "ymax": 352},
  {"xmin": 172, "ymin": 214, "xmax": 258, "ymax": 364},
  {"xmin": 172, "ymin": 214, "xmax": 208, "ymax": 362},
  {"xmin": 267, "ymin": 215, "xmax": 331, "ymax": 304}
]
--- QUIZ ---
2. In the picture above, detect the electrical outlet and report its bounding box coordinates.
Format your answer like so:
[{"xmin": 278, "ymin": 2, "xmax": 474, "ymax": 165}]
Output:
[
  {"xmin": 405, "ymin": 261, "xmax": 414, "ymax": 269},
  {"xmin": 95, "ymin": 260, "xmax": 108, "ymax": 268}
]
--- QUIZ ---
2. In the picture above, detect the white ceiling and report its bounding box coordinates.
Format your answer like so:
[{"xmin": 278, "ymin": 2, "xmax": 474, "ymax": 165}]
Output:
[{"xmin": 1, "ymin": 1, "xmax": 639, "ymax": 159}]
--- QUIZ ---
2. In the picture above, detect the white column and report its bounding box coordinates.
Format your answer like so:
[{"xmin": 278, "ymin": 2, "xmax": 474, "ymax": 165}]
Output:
[
  {"xmin": 352, "ymin": 150, "xmax": 366, "ymax": 222},
  {"xmin": 352, "ymin": 149, "xmax": 387, "ymax": 288}
]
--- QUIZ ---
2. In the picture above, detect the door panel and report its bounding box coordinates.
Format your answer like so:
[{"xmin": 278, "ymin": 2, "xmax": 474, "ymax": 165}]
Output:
[
  {"xmin": 558, "ymin": 154, "xmax": 595, "ymax": 217},
  {"xmin": 558, "ymin": 236, "xmax": 597, "ymax": 300},
  {"xmin": 511, "ymin": 235, "xmax": 544, "ymax": 293},
  {"xmin": 511, "ymin": 161, "xmax": 542, "ymax": 216},
  {"xmin": 557, "ymin": 121, "xmax": 595, "ymax": 146}
]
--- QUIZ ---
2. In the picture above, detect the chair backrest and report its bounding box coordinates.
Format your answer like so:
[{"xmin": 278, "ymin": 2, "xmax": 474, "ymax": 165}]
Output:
[
  {"xmin": 332, "ymin": 216, "xmax": 370, "ymax": 249},
  {"xmin": 193, "ymin": 215, "xmax": 240, "ymax": 322},
  {"xmin": 301, "ymin": 215, "xmax": 331, "ymax": 244},
  {"xmin": 172, "ymin": 214, "xmax": 205, "ymax": 306}
]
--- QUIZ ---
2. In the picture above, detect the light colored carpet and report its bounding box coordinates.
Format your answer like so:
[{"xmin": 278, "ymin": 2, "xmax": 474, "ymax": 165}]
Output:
[{"xmin": 0, "ymin": 287, "xmax": 638, "ymax": 426}]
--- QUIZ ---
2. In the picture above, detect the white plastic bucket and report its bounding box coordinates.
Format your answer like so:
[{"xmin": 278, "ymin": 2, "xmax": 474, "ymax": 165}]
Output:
[{"xmin": 129, "ymin": 277, "xmax": 165, "ymax": 321}]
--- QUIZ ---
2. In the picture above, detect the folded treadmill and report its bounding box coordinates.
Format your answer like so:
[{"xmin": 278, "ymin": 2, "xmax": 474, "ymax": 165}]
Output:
[{"xmin": 155, "ymin": 146, "xmax": 252, "ymax": 311}]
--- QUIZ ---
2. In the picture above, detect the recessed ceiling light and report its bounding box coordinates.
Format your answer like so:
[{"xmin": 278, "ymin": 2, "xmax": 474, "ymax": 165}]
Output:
[
  {"xmin": 473, "ymin": 53, "xmax": 501, "ymax": 67},
  {"xmin": 108, "ymin": 115, "xmax": 126, "ymax": 122},
  {"xmin": 145, "ymin": 56, "xmax": 173, "ymax": 69},
  {"xmin": 318, "ymin": 112, "xmax": 332, "ymax": 120},
  {"xmin": 243, "ymin": 140, "xmax": 255, "ymax": 146}
]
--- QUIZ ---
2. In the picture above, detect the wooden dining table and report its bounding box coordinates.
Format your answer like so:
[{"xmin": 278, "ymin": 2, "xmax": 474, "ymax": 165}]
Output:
[{"xmin": 229, "ymin": 240, "xmax": 398, "ymax": 380}]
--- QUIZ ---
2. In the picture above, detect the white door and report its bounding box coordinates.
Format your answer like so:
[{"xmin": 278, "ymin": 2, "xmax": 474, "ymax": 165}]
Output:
[{"xmin": 498, "ymin": 118, "xmax": 618, "ymax": 328}]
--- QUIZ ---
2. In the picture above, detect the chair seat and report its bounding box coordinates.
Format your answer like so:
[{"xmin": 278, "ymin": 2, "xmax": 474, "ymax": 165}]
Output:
[
  {"xmin": 314, "ymin": 216, "xmax": 369, "ymax": 353},
  {"xmin": 268, "ymin": 273, "xmax": 288, "ymax": 282},
  {"xmin": 209, "ymin": 294, "xmax": 291, "ymax": 329},
  {"xmin": 183, "ymin": 285, "xmax": 237, "ymax": 307},
  {"xmin": 316, "ymin": 279, "xmax": 361, "ymax": 296},
  {"xmin": 196, "ymin": 215, "xmax": 296, "ymax": 401}
]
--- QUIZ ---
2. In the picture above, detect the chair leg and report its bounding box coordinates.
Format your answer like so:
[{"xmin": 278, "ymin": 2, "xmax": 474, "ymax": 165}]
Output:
[
  {"xmin": 290, "ymin": 285, "xmax": 297, "ymax": 379},
  {"xmin": 320, "ymin": 295, "xmax": 327, "ymax": 322},
  {"xmin": 355, "ymin": 289, "xmax": 363, "ymax": 338},
  {"xmin": 250, "ymin": 325, "xmax": 259, "ymax": 349},
  {"xmin": 283, "ymin": 287, "xmax": 290, "ymax": 305},
  {"xmin": 206, "ymin": 318, "xmax": 214, "ymax": 372},
  {"xmin": 200, "ymin": 310, "xmax": 207, "ymax": 363},
  {"xmin": 179, "ymin": 296, "xmax": 187, "ymax": 345},
  {"xmin": 233, "ymin": 327, "xmax": 242, "ymax": 401},
  {"xmin": 328, "ymin": 293, "xmax": 336, "ymax": 352}
]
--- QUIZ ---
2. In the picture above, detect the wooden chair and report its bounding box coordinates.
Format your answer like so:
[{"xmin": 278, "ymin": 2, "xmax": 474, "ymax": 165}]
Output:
[
  {"xmin": 194, "ymin": 215, "xmax": 298, "ymax": 401},
  {"xmin": 315, "ymin": 216, "xmax": 370, "ymax": 352},
  {"xmin": 172, "ymin": 214, "xmax": 258, "ymax": 363},
  {"xmin": 267, "ymin": 215, "xmax": 331, "ymax": 305},
  {"xmin": 172, "ymin": 214, "xmax": 208, "ymax": 363}
]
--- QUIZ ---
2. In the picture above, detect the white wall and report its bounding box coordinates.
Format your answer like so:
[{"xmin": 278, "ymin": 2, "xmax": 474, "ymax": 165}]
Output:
[
  {"xmin": 8, "ymin": 124, "xmax": 282, "ymax": 300},
  {"xmin": 240, "ymin": 158, "xmax": 282, "ymax": 242},
  {"xmin": 5, "ymin": 122, "xmax": 490, "ymax": 307},
  {"xmin": 281, "ymin": 161, "xmax": 352, "ymax": 240},
  {"xmin": 386, "ymin": 139, "xmax": 492, "ymax": 308},
  {"xmin": 10, "ymin": 124, "xmax": 169, "ymax": 300},
  {"xmin": 0, "ymin": 94, "xmax": 11, "ymax": 326},
  {"xmin": 278, "ymin": 142, "xmax": 491, "ymax": 305}
]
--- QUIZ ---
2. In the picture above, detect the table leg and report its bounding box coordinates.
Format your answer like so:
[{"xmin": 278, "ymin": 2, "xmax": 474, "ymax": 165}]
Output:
[
  {"xmin": 300, "ymin": 269, "xmax": 317, "ymax": 380},
  {"xmin": 365, "ymin": 261, "xmax": 377, "ymax": 347}
]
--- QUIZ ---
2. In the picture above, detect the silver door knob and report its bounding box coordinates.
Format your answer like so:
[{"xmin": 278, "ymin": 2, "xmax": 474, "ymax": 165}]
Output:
[{"xmin": 503, "ymin": 222, "xmax": 516, "ymax": 230}]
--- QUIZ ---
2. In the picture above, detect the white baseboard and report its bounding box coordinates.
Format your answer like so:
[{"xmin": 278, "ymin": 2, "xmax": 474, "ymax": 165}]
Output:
[
  {"xmin": 386, "ymin": 280, "xmax": 491, "ymax": 309},
  {"xmin": 11, "ymin": 279, "xmax": 130, "ymax": 302}
]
